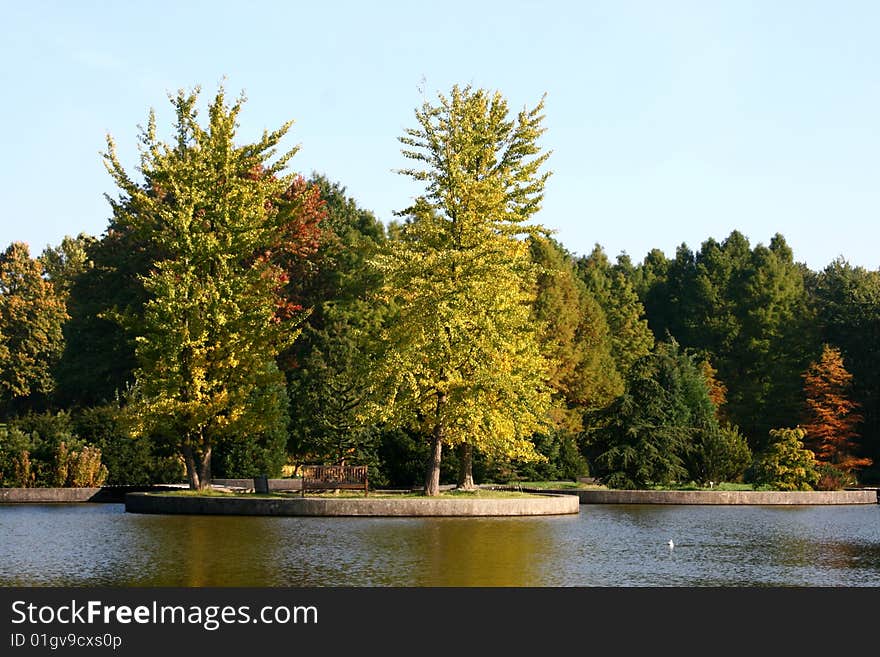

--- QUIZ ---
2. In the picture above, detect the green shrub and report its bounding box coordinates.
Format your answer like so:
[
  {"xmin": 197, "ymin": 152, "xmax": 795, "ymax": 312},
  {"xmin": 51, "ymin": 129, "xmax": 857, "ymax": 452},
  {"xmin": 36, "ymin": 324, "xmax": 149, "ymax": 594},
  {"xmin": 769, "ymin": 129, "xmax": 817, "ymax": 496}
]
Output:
[
  {"xmin": 73, "ymin": 405, "xmax": 183, "ymax": 485},
  {"xmin": 13, "ymin": 450, "xmax": 34, "ymax": 487},
  {"xmin": 0, "ymin": 426, "xmax": 33, "ymax": 487},
  {"xmin": 212, "ymin": 429, "xmax": 288, "ymax": 479},
  {"xmin": 67, "ymin": 445, "xmax": 108, "ymax": 487},
  {"xmin": 9, "ymin": 411, "xmax": 75, "ymax": 443},
  {"xmin": 748, "ymin": 427, "xmax": 819, "ymax": 491},
  {"xmin": 687, "ymin": 424, "xmax": 752, "ymax": 485},
  {"xmin": 495, "ymin": 430, "xmax": 589, "ymax": 482},
  {"xmin": 814, "ymin": 463, "xmax": 856, "ymax": 491},
  {"xmin": 1, "ymin": 412, "xmax": 112, "ymax": 488}
]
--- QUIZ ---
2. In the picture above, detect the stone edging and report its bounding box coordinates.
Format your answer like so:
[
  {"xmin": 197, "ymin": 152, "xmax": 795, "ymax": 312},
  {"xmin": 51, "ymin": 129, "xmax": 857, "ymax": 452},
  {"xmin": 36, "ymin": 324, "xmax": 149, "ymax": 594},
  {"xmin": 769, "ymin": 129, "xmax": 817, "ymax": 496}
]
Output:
[
  {"xmin": 532, "ymin": 489, "xmax": 879, "ymax": 505},
  {"xmin": 124, "ymin": 492, "xmax": 580, "ymax": 517},
  {"xmin": 0, "ymin": 486, "xmax": 181, "ymax": 503},
  {"xmin": 0, "ymin": 488, "xmax": 103, "ymax": 503},
  {"xmin": 7, "ymin": 487, "xmax": 876, "ymax": 507}
]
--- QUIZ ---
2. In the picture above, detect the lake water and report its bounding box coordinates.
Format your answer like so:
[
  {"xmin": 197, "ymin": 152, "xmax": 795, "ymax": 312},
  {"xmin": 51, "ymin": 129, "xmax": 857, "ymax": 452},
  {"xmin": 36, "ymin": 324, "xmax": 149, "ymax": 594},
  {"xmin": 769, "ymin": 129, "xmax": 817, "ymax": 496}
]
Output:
[{"xmin": 1, "ymin": 503, "xmax": 879, "ymax": 586}]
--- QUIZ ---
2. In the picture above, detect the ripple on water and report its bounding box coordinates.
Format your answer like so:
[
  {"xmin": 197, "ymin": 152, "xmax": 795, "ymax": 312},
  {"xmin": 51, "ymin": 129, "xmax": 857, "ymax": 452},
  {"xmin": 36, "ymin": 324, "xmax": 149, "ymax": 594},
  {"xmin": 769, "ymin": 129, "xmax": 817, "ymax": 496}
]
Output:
[{"xmin": 1, "ymin": 503, "xmax": 878, "ymax": 586}]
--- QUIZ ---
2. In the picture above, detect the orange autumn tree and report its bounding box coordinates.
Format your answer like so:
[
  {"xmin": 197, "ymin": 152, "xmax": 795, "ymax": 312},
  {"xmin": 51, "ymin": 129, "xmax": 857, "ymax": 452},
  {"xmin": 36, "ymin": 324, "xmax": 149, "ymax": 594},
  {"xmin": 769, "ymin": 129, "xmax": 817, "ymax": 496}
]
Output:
[
  {"xmin": 801, "ymin": 344, "xmax": 870, "ymax": 476},
  {"xmin": 700, "ymin": 359, "xmax": 728, "ymax": 420}
]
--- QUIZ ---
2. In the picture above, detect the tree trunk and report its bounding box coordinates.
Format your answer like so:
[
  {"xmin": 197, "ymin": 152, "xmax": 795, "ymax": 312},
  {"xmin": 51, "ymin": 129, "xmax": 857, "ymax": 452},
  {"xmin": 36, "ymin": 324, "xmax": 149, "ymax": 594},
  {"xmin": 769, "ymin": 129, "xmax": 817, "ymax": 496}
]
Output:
[
  {"xmin": 424, "ymin": 392, "xmax": 446, "ymax": 496},
  {"xmin": 425, "ymin": 431, "xmax": 443, "ymax": 496},
  {"xmin": 182, "ymin": 442, "xmax": 212, "ymax": 490},
  {"xmin": 457, "ymin": 443, "xmax": 476, "ymax": 490},
  {"xmin": 182, "ymin": 445, "xmax": 200, "ymax": 490},
  {"xmin": 197, "ymin": 445, "xmax": 212, "ymax": 490}
]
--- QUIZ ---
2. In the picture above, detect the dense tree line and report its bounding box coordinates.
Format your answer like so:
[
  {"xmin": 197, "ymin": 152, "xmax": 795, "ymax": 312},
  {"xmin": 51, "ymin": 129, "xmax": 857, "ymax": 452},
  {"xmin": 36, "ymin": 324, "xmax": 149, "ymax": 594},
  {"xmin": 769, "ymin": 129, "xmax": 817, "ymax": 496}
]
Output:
[
  {"xmin": 1, "ymin": 84, "xmax": 876, "ymax": 491},
  {"xmin": 625, "ymin": 232, "xmax": 878, "ymax": 484}
]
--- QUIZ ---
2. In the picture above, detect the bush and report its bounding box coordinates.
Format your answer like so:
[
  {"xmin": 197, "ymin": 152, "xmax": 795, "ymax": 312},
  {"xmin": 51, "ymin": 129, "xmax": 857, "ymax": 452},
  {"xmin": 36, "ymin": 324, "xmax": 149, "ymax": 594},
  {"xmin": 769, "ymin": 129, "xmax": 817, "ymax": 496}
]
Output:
[
  {"xmin": 814, "ymin": 463, "xmax": 856, "ymax": 491},
  {"xmin": 0, "ymin": 418, "xmax": 86, "ymax": 487},
  {"xmin": 0, "ymin": 422, "xmax": 109, "ymax": 487},
  {"xmin": 53, "ymin": 440, "xmax": 71, "ymax": 487},
  {"xmin": 212, "ymin": 429, "xmax": 288, "ymax": 479},
  {"xmin": 376, "ymin": 429, "xmax": 430, "ymax": 488},
  {"xmin": 686, "ymin": 424, "xmax": 752, "ymax": 485},
  {"xmin": 9, "ymin": 411, "xmax": 75, "ymax": 443},
  {"xmin": 73, "ymin": 405, "xmax": 183, "ymax": 485},
  {"xmin": 496, "ymin": 430, "xmax": 589, "ymax": 482},
  {"xmin": 0, "ymin": 426, "xmax": 34, "ymax": 487},
  {"xmin": 52, "ymin": 442, "xmax": 108, "ymax": 487},
  {"xmin": 8, "ymin": 411, "xmax": 80, "ymax": 477},
  {"xmin": 13, "ymin": 449, "xmax": 34, "ymax": 487},
  {"xmin": 748, "ymin": 427, "xmax": 819, "ymax": 491}
]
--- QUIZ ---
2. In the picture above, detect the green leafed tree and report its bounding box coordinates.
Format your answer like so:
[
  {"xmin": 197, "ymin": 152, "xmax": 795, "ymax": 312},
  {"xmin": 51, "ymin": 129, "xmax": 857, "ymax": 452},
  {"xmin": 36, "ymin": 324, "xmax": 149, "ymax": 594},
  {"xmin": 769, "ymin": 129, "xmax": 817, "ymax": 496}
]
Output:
[
  {"xmin": 52, "ymin": 222, "xmax": 157, "ymax": 407},
  {"xmin": 577, "ymin": 245, "xmax": 654, "ymax": 376},
  {"xmin": 40, "ymin": 233, "xmax": 96, "ymax": 300},
  {"xmin": 529, "ymin": 236, "xmax": 622, "ymax": 431},
  {"xmin": 733, "ymin": 236, "xmax": 817, "ymax": 445},
  {"xmin": 0, "ymin": 242, "xmax": 68, "ymax": 415},
  {"xmin": 634, "ymin": 231, "xmax": 816, "ymax": 451},
  {"xmin": 687, "ymin": 424, "xmax": 752, "ymax": 485},
  {"xmin": 284, "ymin": 176, "xmax": 389, "ymax": 471},
  {"xmin": 587, "ymin": 340, "xmax": 721, "ymax": 489},
  {"xmin": 102, "ymin": 86, "xmax": 315, "ymax": 489},
  {"xmin": 287, "ymin": 302, "xmax": 384, "ymax": 467},
  {"xmin": 367, "ymin": 85, "xmax": 554, "ymax": 495}
]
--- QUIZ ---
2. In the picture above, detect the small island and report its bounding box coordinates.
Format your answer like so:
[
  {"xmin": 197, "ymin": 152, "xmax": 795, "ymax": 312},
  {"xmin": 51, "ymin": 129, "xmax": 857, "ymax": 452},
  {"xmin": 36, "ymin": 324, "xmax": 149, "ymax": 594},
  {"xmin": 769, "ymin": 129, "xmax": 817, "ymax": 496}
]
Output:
[{"xmin": 2, "ymin": 83, "xmax": 877, "ymax": 518}]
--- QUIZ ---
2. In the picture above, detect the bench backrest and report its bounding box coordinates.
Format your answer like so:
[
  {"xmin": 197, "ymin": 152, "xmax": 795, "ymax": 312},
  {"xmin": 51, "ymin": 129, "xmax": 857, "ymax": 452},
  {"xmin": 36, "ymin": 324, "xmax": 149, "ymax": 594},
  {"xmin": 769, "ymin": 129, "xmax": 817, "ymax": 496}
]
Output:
[{"xmin": 301, "ymin": 465, "xmax": 368, "ymax": 490}]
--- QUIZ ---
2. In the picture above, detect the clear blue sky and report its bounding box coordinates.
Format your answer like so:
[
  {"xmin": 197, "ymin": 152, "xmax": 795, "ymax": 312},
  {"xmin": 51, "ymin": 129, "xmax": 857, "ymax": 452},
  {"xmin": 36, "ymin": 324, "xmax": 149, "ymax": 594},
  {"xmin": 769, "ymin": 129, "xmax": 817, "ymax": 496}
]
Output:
[{"xmin": 2, "ymin": 0, "xmax": 878, "ymax": 271}]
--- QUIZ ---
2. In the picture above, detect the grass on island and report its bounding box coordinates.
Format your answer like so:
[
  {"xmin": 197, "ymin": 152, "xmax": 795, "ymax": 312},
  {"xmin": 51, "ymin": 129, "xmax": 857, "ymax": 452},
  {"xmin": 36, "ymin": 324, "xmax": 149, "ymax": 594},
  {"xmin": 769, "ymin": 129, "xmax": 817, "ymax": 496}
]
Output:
[
  {"xmin": 646, "ymin": 482, "xmax": 773, "ymax": 492},
  {"xmin": 157, "ymin": 489, "xmax": 279, "ymax": 498},
  {"xmin": 503, "ymin": 481, "xmax": 773, "ymax": 491},
  {"xmin": 501, "ymin": 480, "xmax": 773, "ymax": 492},
  {"xmin": 494, "ymin": 480, "xmax": 607, "ymax": 490},
  {"xmin": 490, "ymin": 480, "xmax": 776, "ymax": 491},
  {"xmin": 439, "ymin": 488, "xmax": 538, "ymax": 498}
]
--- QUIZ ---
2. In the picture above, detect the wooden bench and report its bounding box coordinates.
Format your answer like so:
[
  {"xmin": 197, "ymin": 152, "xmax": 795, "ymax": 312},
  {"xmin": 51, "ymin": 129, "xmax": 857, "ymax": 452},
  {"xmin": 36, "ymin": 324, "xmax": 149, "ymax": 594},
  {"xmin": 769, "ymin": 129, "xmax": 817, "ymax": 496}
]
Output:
[{"xmin": 301, "ymin": 465, "xmax": 369, "ymax": 497}]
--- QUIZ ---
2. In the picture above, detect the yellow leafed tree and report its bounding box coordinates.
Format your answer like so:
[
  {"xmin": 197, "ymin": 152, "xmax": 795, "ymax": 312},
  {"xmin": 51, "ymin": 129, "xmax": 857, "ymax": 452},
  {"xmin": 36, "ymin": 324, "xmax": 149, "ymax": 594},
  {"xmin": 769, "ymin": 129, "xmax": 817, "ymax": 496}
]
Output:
[
  {"xmin": 367, "ymin": 85, "xmax": 554, "ymax": 495},
  {"xmin": 103, "ymin": 86, "xmax": 315, "ymax": 489}
]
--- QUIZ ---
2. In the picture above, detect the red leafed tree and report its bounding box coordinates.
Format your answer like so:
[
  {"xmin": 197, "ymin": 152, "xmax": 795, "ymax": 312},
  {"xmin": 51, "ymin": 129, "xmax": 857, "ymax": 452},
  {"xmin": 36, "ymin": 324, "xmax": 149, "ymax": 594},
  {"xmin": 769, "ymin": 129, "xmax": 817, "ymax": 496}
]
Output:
[
  {"xmin": 271, "ymin": 175, "xmax": 326, "ymax": 319},
  {"xmin": 276, "ymin": 176, "xmax": 325, "ymax": 259},
  {"xmin": 245, "ymin": 171, "xmax": 326, "ymax": 325},
  {"xmin": 801, "ymin": 344, "xmax": 871, "ymax": 474}
]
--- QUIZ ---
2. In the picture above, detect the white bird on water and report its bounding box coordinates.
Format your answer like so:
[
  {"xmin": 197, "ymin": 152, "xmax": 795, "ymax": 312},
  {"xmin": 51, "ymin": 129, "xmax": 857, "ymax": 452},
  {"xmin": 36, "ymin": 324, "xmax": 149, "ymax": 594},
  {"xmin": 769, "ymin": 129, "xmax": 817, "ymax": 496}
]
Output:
[{"xmin": 668, "ymin": 539, "xmax": 675, "ymax": 549}]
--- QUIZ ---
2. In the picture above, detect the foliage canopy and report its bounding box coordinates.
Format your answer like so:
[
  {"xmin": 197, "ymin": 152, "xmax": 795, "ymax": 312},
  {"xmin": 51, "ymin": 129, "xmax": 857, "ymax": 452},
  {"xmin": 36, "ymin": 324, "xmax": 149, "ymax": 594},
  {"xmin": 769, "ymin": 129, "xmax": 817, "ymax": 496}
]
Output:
[{"xmin": 103, "ymin": 86, "xmax": 318, "ymax": 488}]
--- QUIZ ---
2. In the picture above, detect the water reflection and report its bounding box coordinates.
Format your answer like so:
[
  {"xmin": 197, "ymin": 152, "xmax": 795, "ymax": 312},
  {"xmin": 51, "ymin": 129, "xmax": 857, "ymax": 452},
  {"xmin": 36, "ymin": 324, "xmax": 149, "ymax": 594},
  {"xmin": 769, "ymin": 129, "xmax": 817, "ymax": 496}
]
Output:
[
  {"xmin": 126, "ymin": 515, "xmax": 288, "ymax": 586},
  {"xmin": 1, "ymin": 503, "xmax": 878, "ymax": 586},
  {"xmin": 383, "ymin": 518, "xmax": 562, "ymax": 586}
]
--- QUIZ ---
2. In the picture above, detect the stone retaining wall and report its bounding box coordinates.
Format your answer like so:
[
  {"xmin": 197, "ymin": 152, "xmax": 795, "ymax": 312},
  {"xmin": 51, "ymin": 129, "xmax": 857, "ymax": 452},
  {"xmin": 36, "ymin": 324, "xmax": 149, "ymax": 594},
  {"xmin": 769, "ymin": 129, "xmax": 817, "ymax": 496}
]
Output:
[
  {"xmin": 7, "ymin": 486, "xmax": 876, "ymax": 506},
  {"xmin": 0, "ymin": 481, "xmax": 300, "ymax": 503},
  {"xmin": 125, "ymin": 492, "xmax": 580, "ymax": 517},
  {"xmin": 0, "ymin": 487, "xmax": 103, "ymax": 503},
  {"xmin": 537, "ymin": 488, "xmax": 879, "ymax": 505},
  {"xmin": 0, "ymin": 486, "xmax": 181, "ymax": 503}
]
